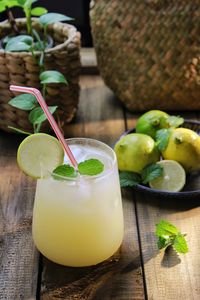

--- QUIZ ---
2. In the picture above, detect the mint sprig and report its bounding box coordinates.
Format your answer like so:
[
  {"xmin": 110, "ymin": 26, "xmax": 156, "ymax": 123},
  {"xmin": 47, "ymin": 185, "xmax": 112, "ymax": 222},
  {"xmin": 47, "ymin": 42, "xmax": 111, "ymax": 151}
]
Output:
[
  {"xmin": 141, "ymin": 164, "xmax": 163, "ymax": 184},
  {"xmin": 52, "ymin": 158, "xmax": 104, "ymax": 180},
  {"xmin": 119, "ymin": 171, "xmax": 141, "ymax": 187},
  {"xmin": 119, "ymin": 163, "xmax": 163, "ymax": 187},
  {"xmin": 52, "ymin": 164, "xmax": 78, "ymax": 180},
  {"xmin": 78, "ymin": 159, "xmax": 104, "ymax": 176},
  {"xmin": 156, "ymin": 220, "xmax": 188, "ymax": 254},
  {"xmin": 155, "ymin": 128, "xmax": 171, "ymax": 152}
]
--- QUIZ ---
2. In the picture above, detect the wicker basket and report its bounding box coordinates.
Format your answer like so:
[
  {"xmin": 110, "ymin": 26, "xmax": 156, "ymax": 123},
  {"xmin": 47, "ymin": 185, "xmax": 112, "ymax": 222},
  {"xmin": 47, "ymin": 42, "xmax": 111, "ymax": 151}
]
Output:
[
  {"xmin": 0, "ymin": 18, "xmax": 81, "ymax": 133},
  {"xmin": 90, "ymin": 0, "xmax": 200, "ymax": 111}
]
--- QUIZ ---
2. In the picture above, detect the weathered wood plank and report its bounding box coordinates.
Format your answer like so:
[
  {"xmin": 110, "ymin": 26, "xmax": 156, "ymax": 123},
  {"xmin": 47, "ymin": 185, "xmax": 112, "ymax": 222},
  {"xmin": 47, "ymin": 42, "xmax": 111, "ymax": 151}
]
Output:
[
  {"xmin": 126, "ymin": 111, "xmax": 200, "ymax": 300},
  {"xmin": 40, "ymin": 76, "xmax": 145, "ymax": 300},
  {"xmin": 0, "ymin": 133, "xmax": 39, "ymax": 300}
]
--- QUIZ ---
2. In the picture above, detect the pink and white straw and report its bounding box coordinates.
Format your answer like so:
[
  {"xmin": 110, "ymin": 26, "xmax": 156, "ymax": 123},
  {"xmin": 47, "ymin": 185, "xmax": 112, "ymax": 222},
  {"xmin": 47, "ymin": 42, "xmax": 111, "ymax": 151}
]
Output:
[{"xmin": 10, "ymin": 85, "xmax": 78, "ymax": 169}]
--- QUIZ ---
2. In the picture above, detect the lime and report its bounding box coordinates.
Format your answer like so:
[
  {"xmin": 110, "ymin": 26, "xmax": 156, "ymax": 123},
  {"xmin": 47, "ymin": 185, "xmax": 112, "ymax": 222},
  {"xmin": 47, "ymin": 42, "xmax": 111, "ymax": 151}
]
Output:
[
  {"xmin": 17, "ymin": 133, "xmax": 64, "ymax": 178},
  {"xmin": 162, "ymin": 128, "xmax": 200, "ymax": 172},
  {"xmin": 135, "ymin": 110, "xmax": 169, "ymax": 139},
  {"xmin": 114, "ymin": 133, "xmax": 160, "ymax": 173},
  {"xmin": 149, "ymin": 160, "xmax": 186, "ymax": 192}
]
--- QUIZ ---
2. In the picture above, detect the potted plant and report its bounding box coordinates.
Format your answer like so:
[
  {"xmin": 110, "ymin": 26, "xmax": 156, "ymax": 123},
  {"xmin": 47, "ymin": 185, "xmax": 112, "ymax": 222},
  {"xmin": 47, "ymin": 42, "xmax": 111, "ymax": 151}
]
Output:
[{"xmin": 0, "ymin": 0, "xmax": 81, "ymax": 134}]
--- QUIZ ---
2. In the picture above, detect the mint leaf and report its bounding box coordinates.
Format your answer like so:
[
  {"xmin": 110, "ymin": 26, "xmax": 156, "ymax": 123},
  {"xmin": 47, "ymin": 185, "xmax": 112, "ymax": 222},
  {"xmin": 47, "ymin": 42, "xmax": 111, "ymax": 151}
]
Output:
[
  {"xmin": 155, "ymin": 129, "xmax": 171, "ymax": 152},
  {"xmin": 173, "ymin": 233, "xmax": 188, "ymax": 254},
  {"xmin": 52, "ymin": 164, "xmax": 77, "ymax": 180},
  {"xmin": 155, "ymin": 220, "xmax": 189, "ymax": 255},
  {"xmin": 157, "ymin": 236, "xmax": 170, "ymax": 250},
  {"xmin": 119, "ymin": 171, "xmax": 141, "ymax": 187},
  {"xmin": 156, "ymin": 220, "xmax": 179, "ymax": 236},
  {"xmin": 78, "ymin": 159, "xmax": 104, "ymax": 176},
  {"xmin": 141, "ymin": 163, "xmax": 163, "ymax": 184},
  {"xmin": 9, "ymin": 94, "xmax": 37, "ymax": 110},
  {"xmin": 166, "ymin": 116, "xmax": 184, "ymax": 128}
]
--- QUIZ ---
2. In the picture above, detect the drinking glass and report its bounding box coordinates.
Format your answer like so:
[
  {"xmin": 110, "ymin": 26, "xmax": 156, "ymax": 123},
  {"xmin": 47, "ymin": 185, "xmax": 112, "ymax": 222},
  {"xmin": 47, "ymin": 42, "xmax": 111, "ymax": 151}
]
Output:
[{"xmin": 32, "ymin": 138, "xmax": 124, "ymax": 267}]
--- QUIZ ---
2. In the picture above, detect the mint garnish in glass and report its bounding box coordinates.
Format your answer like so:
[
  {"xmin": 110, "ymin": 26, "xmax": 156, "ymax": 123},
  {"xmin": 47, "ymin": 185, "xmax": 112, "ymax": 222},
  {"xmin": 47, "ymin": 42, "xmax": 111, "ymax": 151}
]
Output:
[{"xmin": 52, "ymin": 158, "xmax": 104, "ymax": 180}]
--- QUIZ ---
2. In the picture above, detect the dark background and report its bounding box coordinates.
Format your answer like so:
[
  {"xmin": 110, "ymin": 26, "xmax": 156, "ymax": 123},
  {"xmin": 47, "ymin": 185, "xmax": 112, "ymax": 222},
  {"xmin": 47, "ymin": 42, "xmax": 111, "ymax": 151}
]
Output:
[{"xmin": 0, "ymin": 0, "xmax": 92, "ymax": 46}]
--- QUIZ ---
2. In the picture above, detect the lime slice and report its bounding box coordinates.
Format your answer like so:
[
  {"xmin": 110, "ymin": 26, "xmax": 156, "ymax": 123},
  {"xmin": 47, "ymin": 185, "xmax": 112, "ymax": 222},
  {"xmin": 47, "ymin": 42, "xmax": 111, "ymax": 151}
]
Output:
[
  {"xmin": 17, "ymin": 133, "xmax": 64, "ymax": 178},
  {"xmin": 149, "ymin": 160, "xmax": 186, "ymax": 192}
]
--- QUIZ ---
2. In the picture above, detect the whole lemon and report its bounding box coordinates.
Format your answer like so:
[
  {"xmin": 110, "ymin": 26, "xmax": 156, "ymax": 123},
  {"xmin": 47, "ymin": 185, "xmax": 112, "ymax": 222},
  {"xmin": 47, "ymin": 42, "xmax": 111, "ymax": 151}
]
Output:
[
  {"xmin": 162, "ymin": 128, "xmax": 200, "ymax": 172},
  {"xmin": 136, "ymin": 110, "xmax": 169, "ymax": 139},
  {"xmin": 114, "ymin": 133, "xmax": 160, "ymax": 173}
]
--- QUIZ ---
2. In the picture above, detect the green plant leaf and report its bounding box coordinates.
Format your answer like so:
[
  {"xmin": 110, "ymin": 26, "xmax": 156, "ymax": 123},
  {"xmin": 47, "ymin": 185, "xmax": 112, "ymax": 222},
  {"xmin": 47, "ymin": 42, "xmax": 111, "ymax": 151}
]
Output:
[
  {"xmin": 31, "ymin": 6, "xmax": 47, "ymax": 16},
  {"xmin": 7, "ymin": 35, "xmax": 33, "ymax": 44},
  {"xmin": 156, "ymin": 220, "xmax": 179, "ymax": 237},
  {"xmin": 9, "ymin": 94, "xmax": 37, "ymax": 111},
  {"xmin": 23, "ymin": 0, "xmax": 36, "ymax": 8},
  {"xmin": 5, "ymin": 35, "xmax": 33, "ymax": 52},
  {"xmin": 119, "ymin": 171, "xmax": 141, "ymax": 187},
  {"xmin": 0, "ymin": 3, "xmax": 6, "ymax": 12},
  {"xmin": 39, "ymin": 13, "xmax": 74, "ymax": 26},
  {"xmin": 8, "ymin": 126, "xmax": 31, "ymax": 135},
  {"xmin": 29, "ymin": 106, "xmax": 57, "ymax": 125},
  {"xmin": 155, "ymin": 220, "xmax": 189, "ymax": 255},
  {"xmin": 78, "ymin": 159, "xmax": 104, "ymax": 176},
  {"xmin": 17, "ymin": 0, "xmax": 27, "ymax": 5},
  {"xmin": 6, "ymin": 0, "xmax": 21, "ymax": 8},
  {"xmin": 157, "ymin": 236, "xmax": 170, "ymax": 250},
  {"xmin": 40, "ymin": 70, "xmax": 67, "ymax": 84},
  {"xmin": 6, "ymin": 42, "xmax": 32, "ymax": 52},
  {"xmin": 52, "ymin": 164, "xmax": 77, "ymax": 180},
  {"xmin": 155, "ymin": 128, "xmax": 171, "ymax": 152},
  {"xmin": 173, "ymin": 233, "xmax": 188, "ymax": 254},
  {"xmin": 141, "ymin": 163, "xmax": 163, "ymax": 184},
  {"xmin": 166, "ymin": 116, "xmax": 184, "ymax": 128}
]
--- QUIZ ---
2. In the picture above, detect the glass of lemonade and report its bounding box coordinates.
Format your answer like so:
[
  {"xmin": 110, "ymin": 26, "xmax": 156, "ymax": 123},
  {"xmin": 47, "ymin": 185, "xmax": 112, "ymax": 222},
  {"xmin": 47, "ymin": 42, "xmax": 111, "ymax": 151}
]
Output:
[{"xmin": 32, "ymin": 138, "xmax": 124, "ymax": 267}]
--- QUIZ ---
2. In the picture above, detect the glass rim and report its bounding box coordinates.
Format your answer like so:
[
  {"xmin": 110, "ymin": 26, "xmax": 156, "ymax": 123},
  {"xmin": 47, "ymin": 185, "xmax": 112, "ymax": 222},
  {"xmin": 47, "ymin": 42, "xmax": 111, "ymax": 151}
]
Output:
[{"xmin": 41, "ymin": 137, "xmax": 117, "ymax": 182}]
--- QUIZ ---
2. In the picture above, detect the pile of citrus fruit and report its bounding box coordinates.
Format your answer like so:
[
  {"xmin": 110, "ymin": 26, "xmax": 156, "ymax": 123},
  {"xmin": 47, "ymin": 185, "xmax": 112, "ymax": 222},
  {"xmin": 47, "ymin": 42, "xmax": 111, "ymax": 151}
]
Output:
[{"xmin": 114, "ymin": 110, "xmax": 200, "ymax": 192}]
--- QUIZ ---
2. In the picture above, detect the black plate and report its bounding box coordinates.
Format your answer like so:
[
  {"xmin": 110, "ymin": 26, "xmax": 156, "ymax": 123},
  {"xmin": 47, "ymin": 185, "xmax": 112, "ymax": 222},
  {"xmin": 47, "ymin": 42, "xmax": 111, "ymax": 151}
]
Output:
[{"xmin": 120, "ymin": 120, "xmax": 200, "ymax": 200}]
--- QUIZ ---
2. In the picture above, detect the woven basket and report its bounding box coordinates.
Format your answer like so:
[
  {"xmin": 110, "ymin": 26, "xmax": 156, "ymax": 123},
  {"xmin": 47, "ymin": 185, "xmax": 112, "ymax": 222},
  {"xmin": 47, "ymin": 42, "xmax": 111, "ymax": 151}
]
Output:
[
  {"xmin": 0, "ymin": 18, "xmax": 81, "ymax": 133},
  {"xmin": 90, "ymin": 0, "xmax": 200, "ymax": 111}
]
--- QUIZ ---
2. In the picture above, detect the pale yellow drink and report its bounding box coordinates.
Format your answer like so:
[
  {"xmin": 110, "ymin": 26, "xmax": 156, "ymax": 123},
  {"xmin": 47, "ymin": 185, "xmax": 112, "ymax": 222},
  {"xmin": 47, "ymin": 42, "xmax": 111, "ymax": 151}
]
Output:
[{"xmin": 32, "ymin": 138, "xmax": 124, "ymax": 267}]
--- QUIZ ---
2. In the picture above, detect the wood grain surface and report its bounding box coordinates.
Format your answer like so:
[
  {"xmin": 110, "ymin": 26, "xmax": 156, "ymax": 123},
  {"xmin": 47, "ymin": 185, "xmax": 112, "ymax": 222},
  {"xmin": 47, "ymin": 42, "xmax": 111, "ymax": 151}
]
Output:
[
  {"xmin": 0, "ymin": 74, "xmax": 200, "ymax": 300},
  {"xmin": 41, "ymin": 76, "xmax": 144, "ymax": 300},
  {"xmin": 127, "ymin": 111, "xmax": 200, "ymax": 300},
  {"xmin": 0, "ymin": 133, "xmax": 39, "ymax": 300}
]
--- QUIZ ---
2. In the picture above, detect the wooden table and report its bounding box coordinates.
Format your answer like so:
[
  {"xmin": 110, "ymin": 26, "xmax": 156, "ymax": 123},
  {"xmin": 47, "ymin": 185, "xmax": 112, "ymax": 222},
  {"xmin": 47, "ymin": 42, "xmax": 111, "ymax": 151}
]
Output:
[{"xmin": 0, "ymin": 74, "xmax": 200, "ymax": 300}]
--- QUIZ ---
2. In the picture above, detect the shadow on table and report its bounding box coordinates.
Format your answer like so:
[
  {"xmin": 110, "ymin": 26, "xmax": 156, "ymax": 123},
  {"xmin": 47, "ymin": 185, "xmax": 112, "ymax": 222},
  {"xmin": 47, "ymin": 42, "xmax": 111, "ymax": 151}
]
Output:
[
  {"xmin": 40, "ymin": 244, "xmax": 144, "ymax": 299},
  {"xmin": 134, "ymin": 191, "xmax": 199, "ymax": 212}
]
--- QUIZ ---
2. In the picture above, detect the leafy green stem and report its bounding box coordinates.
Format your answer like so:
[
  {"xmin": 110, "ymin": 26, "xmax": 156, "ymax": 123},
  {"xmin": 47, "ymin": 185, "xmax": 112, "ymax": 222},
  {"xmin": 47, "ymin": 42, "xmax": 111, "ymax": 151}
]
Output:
[
  {"xmin": 24, "ymin": 8, "xmax": 32, "ymax": 36},
  {"xmin": 35, "ymin": 122, "xmax": 42, "ymax": 133},
  {"xmin": 42, "ymin": 83, "xmax": 46, "ymax": 98},
  {"xmin": 43, "ymin": 25, "xmax": 48, "ymax": 48}
]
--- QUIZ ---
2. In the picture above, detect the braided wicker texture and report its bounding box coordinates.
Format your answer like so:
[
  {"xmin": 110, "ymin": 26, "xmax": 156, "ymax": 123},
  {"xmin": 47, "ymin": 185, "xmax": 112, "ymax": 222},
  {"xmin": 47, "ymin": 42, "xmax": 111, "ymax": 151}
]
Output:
[
  {"xmin": 90, "ymin": 0, "xmax": 200, "ymax": 111},
  {"xmin": 0, "ymin": 18, "xmax": 81, "ymax": 133}
]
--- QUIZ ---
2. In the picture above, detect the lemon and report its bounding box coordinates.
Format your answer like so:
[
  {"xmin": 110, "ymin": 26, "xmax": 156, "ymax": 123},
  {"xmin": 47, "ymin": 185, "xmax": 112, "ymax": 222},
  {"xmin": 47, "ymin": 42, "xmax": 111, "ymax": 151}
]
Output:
[
  {"xmin": 135, "ymin": 110, "xmax": 169, "ymax": 139},
  {"xmin": 162, "ymin": 128, "xmax": 200, "ymax": 172},
  {"xmin": 149, "ymin": 160, "xmax": 186, "ymax": 192},
  {"xmin": 114, "ymin": 133, "xmax": 160, "ymax": 173},
  {"xmin": 17, "ymin": 133, "xmax": 64, "ymax": 178}
]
